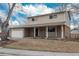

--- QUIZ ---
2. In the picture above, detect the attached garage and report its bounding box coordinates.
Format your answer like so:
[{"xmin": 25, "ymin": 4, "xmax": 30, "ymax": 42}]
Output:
[{"xmin": 10, "ymin": 28, "xmax": 24, "ymax": 38}]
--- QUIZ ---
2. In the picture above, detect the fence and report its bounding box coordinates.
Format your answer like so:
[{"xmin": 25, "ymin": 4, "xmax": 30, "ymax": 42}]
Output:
[{"xmin": 70, "ymin": 34, "xmax": 79, "ymax": 38}]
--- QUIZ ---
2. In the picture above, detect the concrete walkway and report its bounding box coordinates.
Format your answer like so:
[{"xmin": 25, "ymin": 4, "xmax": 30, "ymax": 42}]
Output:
[{"xmin": 0, "ymin": 47, "xmax": 79, "ymax": 56}]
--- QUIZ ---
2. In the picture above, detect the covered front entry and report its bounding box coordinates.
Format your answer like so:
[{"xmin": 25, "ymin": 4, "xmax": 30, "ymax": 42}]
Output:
[
  {"xmin": 24, "ymin": 27, "xmax": 46, "ymax": 38},
  {"xmin": 24, "ymin": 25, "xmax": 64, "ymax": 39}
]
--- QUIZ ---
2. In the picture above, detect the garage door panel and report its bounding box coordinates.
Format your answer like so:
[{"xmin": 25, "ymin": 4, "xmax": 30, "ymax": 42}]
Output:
[{"xmin": 11, "ymin": 29, "xmax": 24, "ymax": 38}]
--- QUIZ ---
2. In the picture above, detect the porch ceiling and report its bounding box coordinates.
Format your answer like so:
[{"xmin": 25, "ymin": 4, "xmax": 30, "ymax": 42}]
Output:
[
  {"xmin": 26, "ymin": 22, "xmax": 65, "ymax": 27},
  {"xmin": 9, "ymin": 22, "xmax": 65, "ymax": 29}
]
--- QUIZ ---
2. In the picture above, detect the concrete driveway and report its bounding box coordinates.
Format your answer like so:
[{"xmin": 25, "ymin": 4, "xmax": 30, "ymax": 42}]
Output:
[{"xmin": 0, "ymin": 47, "xmax": 79, "ymax": 56}]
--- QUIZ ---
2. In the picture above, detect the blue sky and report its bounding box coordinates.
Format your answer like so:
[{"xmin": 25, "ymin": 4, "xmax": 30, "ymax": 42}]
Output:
[
  {"xmin": 0, "ymin": 4, "xmax": 9, "ymax": 14},
  {"xmin": 22, "ymin": 3, "xmax": 60, "ymax": 8},
  {"xmin": 0, "ymin": 3, "xmax": 60, "ymax": 15}
]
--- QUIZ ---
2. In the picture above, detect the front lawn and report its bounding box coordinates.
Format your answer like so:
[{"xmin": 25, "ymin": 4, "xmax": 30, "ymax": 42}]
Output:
[{"xmin": 3, "ymin": 39, "xmax": 79, "ymax": 52}]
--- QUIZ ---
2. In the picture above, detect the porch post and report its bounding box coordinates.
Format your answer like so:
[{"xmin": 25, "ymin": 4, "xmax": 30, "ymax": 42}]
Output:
[
  {"xmin": 61, "ymin": 25, "xmax": 64, "ymax": 39},
  {"xmin": 56, "ymin": 26, "xmax": 57, "ymax": 38},
  {"xmin": 34, "ymin": 27, "xmax": 36, "ymax": 38},
  {"xmin": 46, "ymin": 26, "xmax": 48, "ymax": 39}
]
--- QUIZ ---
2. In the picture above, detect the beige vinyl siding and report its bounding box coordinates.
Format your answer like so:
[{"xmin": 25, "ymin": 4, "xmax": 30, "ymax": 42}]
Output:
[{"xmin": 27, "ymin": 13, "xmax": 66, "ymax": 25}]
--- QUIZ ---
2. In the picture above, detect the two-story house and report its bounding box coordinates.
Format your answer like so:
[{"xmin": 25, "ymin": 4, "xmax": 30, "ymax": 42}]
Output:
[{"xmin": 9, "ymin": 11, "xmax": 70, "ymax": 39}]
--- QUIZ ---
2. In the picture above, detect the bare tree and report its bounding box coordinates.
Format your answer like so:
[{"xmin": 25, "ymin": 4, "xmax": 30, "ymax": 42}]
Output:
[{"xmin": 0, "ymin": 3, "xmax": 16, "ymax": 41}]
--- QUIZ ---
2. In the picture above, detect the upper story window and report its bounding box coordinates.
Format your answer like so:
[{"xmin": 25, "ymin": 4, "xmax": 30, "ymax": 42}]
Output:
[
  {"xmin": 49, "ymin": 15, "xmax": 53, "ymax": 19},
  {"xmin": 53, "ymin": 14, "xmax": 57, "ymax": 18},
  {"xmin": 32, "ymin": 18, "xmax": 35, "ymax": 21},
  {"xmin": 49, "ymin": 14, "xmax": 57, "ymax": 19}
]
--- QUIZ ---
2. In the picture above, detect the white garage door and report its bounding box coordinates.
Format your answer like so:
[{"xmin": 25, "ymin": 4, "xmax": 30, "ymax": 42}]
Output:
[{"xmin": 11, "ymin": 29, "xmax": 24, "ymax": 38}]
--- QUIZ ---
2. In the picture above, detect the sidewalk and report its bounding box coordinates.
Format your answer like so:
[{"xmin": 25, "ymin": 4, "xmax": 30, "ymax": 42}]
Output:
[{"xmin": 0, "ymin": 47, "xmax": 79, "ymax": 56}]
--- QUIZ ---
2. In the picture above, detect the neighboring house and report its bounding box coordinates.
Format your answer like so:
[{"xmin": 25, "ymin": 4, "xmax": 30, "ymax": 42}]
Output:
[
  {"xmin": 71, "ymin": 28, "xmax": 79, "ymax": 38},
  {"xmin": 9, "ymin": 11, "xmax": 70, "ymax": 39}
]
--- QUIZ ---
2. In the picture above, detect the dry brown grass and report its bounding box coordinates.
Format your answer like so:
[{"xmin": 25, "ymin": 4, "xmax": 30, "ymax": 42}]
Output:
[{"xmin": 4, "ymin": 39, "xmax": 79, "ymax": 53}]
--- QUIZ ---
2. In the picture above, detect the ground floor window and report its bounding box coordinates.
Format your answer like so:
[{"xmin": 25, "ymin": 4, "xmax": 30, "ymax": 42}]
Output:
[{"xmin": 48, "ymin": 27, "xmax": 55, "ymax": 32}]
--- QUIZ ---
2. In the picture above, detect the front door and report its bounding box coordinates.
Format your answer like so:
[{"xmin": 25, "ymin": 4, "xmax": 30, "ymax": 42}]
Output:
[{"xmin": 36, "ymin": 28, "xmax": 38, "ymax": 37}]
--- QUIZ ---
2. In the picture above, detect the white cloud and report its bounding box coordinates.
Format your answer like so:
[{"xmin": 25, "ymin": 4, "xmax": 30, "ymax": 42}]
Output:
[
  {"xmin": 9, "ymin": 20, "xmax": 20, "ymax": 25},
  {"xmin": 22, "ymin": 4, "xmax": 55, "ymax": 16},
  {"xmin": 70, "ymin": 25, "xmax": 75, "ymax": 29},
  {"xmin": 12, "ymin": 20, "xmax": 20, "ymax": 25},
  {"xmin": 0, "ymin": 11, "xmax": 7, "ymax": 22}
]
